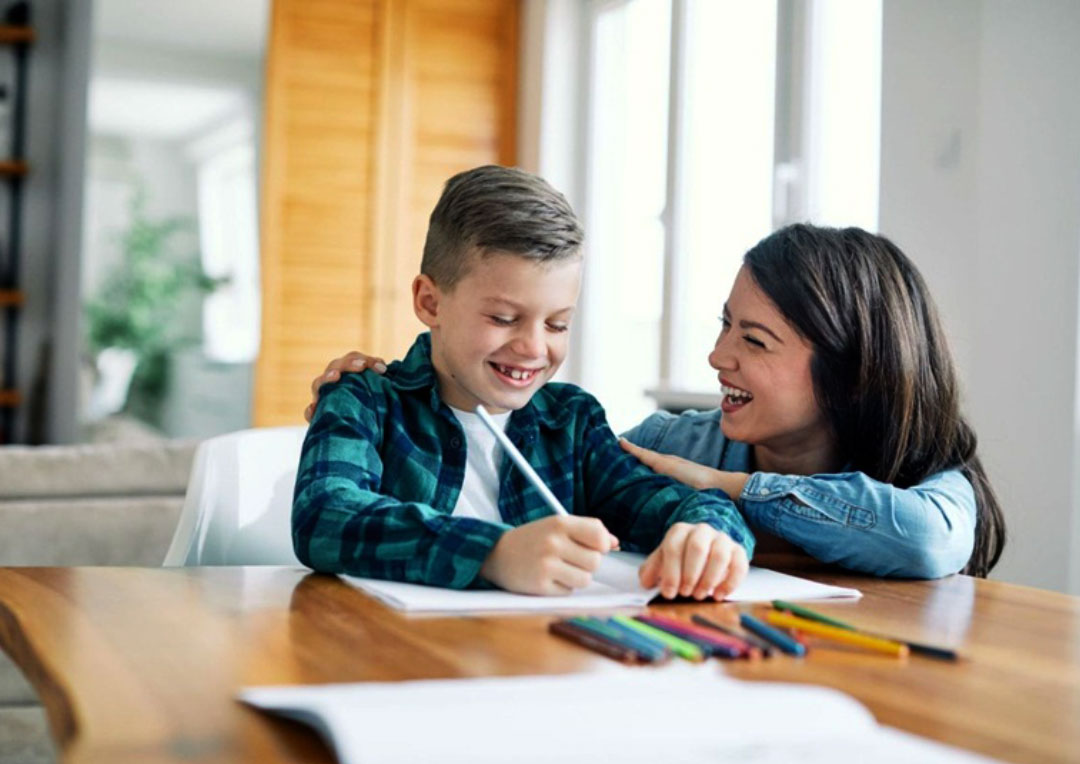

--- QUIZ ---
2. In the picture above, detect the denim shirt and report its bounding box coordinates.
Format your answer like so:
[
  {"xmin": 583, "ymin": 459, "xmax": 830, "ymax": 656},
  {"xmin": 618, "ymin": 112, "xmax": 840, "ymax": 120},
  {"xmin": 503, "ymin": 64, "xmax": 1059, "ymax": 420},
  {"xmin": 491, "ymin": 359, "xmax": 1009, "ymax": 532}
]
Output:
[{"xmin": 622, "ymin": 408, "xmax": 976, "ymax": 579}]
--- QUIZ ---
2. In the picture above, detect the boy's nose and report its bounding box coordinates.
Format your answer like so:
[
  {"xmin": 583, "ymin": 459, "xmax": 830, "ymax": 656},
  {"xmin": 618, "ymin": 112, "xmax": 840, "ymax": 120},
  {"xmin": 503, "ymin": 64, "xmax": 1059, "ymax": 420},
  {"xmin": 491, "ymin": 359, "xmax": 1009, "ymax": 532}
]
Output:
[{"xmin": 511, "ymin": 324, "xmax": 546, "ymax": 359}]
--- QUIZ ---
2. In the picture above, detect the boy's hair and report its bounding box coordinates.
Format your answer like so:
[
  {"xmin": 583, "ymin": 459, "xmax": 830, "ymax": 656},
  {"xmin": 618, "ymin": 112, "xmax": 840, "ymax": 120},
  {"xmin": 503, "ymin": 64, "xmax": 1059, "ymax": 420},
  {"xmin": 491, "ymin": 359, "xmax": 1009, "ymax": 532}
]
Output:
[{"xmin": 421, "ymin": 165, "xmax": 584, "ymax": 289}]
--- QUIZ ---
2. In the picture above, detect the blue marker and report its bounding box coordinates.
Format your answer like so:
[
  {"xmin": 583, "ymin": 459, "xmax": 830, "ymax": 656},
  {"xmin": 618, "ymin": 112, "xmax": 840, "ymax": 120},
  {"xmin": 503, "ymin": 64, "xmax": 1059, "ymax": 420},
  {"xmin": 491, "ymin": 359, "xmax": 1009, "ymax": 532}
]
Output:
[{"xmin": 740, "ymin": 612, "xmax": 806, "ymax": 657}]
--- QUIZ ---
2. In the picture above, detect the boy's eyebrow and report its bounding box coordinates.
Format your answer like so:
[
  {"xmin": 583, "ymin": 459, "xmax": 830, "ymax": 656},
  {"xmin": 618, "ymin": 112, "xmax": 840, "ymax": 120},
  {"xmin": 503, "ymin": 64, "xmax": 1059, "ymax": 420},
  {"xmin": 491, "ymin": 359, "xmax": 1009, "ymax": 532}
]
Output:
[{"xmin": 722, "ymin": 303, "xmax": 784, "ymax": 344}]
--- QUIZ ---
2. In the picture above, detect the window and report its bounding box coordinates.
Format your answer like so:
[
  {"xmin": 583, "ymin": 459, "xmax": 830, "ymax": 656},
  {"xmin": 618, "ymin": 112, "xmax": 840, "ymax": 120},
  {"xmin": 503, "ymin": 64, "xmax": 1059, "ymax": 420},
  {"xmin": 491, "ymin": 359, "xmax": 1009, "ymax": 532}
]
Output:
[
  {"xmin": 190, "ymin": 116, "xmax": 261, "ymax": 364},
  {"xmin": 578, "ymin": 0, "xmax": 881, "ymax": 432}
]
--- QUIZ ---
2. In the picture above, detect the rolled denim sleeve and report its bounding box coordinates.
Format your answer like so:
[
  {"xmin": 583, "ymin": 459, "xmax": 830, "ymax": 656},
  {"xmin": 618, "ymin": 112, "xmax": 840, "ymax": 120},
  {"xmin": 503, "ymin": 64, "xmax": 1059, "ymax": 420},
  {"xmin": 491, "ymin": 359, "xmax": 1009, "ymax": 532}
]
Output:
[{"xmin": 740, "ymin": 469, "xmax": 976, "ymax": 578}]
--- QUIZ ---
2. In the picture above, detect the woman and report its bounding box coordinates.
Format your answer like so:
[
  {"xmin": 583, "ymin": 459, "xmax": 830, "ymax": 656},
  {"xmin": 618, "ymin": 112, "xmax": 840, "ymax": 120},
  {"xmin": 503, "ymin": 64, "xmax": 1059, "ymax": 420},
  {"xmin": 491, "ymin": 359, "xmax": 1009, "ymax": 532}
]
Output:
[{"xmin": 306, "ymin": 224, "xmax": 1005, "ymax": 579}]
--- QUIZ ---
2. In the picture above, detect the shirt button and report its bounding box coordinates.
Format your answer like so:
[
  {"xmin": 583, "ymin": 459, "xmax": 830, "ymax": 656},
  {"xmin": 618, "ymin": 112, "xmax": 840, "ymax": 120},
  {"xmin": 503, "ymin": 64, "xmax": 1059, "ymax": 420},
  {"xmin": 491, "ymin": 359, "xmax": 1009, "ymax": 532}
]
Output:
[
  {"xmin": 450, "ymin": 437, "xmax": 463, "ymax": 449},
  {"xmin": 759, "ymin": 488, "xmax": 769, "ymax": 496}
]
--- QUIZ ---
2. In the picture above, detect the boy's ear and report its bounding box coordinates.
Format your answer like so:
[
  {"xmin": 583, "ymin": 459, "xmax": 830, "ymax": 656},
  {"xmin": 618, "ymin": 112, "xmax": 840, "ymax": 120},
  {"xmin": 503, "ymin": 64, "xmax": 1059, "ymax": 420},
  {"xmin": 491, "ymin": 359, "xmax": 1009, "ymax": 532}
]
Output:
[{"xmin": 412, "ymin": 274, "xmax": 441, "ymax": 328}]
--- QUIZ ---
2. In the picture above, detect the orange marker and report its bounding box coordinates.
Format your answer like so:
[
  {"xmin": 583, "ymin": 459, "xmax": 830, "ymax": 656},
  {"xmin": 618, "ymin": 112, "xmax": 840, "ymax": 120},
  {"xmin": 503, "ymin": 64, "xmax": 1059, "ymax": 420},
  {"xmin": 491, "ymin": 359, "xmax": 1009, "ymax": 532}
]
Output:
[{"xmin": 764, "ymin": 611, "xmax": 909, "ymax": 658}]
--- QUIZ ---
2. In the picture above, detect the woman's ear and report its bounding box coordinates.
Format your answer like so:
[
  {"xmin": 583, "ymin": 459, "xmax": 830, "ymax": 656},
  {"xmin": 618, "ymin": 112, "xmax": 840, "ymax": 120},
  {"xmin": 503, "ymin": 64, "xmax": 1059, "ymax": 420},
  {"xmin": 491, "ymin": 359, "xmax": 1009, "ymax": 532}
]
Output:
[{"xmin": 412, "ymin": 274, "xmax": 441, "ymax": 327}]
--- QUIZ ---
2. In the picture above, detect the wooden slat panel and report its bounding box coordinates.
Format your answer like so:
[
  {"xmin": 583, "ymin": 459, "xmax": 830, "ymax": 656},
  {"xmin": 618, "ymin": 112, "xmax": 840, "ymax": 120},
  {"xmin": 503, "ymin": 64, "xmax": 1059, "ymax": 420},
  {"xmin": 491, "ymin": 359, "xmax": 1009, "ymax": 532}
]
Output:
[
  {"xmin": 256, "ymin": 0, "xmax": 518, "ymax": 426},
  {"xmin": 254, "ymin": 0, "xmax": 381, "ymax": 425},
  {"xmin": 369, "ymin": 0, "xmax": 519, "ymax": 359}
]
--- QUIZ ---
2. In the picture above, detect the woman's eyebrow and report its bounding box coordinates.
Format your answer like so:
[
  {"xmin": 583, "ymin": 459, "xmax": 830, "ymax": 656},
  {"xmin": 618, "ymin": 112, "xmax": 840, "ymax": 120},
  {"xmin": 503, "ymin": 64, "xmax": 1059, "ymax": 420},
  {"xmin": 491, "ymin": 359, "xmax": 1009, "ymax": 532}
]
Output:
[
  {"xmin": 739, "ymin": 319, "xmax": 785, "ymax": 344},
  {"xmin": 723, "ymin": 304, "xmax": 784, "ymax": 344}
]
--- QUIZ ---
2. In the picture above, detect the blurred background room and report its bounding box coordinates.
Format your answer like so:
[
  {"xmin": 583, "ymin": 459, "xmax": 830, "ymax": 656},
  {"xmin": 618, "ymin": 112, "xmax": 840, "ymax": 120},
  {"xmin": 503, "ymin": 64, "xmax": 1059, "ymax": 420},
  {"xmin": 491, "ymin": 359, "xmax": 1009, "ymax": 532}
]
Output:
[{"xmin": 0, "ymin": 0, "xmax": 1077, "ymax": 595}]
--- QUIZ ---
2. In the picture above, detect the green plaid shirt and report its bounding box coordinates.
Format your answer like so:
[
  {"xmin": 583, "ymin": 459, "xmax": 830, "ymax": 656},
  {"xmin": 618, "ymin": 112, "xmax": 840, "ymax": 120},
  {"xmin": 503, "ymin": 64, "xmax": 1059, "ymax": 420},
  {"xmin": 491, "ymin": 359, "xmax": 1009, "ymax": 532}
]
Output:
[{"xmin": 293, "ymin": 333, "xmax": 755, "ymax": 588}]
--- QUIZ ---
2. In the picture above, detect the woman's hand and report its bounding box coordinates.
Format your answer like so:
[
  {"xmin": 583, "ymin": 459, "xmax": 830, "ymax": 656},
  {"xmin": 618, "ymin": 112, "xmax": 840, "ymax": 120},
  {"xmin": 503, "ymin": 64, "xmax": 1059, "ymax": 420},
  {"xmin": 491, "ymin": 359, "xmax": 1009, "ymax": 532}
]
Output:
[
  {"xmin": 619, "ymin": 438, "xmax": 751, "ymax": 499},
  {"xmin": 304, "ymin": 352, "xmax": 388, "ymax": 422},
  {"xmin": 639, "ymin": 522, "xmax": 748, "ymax": 600}
]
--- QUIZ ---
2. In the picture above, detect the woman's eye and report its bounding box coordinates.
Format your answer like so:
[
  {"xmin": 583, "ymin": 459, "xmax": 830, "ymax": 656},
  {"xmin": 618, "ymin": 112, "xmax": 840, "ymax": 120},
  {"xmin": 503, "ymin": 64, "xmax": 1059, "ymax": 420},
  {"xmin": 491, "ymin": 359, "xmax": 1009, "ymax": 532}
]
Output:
[
  {"xmin": 719, "ymin": 316, "xmax": 731, "ymax": 332},
  {"xmin": 744, "ymin": 335, "xmax": 766, "ymax": 349}
]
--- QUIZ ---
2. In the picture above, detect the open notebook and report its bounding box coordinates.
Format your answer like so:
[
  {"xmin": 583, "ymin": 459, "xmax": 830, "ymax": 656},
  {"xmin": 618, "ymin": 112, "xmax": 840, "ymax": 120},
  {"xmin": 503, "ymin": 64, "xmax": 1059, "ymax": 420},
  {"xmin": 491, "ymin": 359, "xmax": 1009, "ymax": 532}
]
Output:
[
  {"xmin": 344, "ymin": 551, "xmax": 860, "ymax": 613},
  {"xmin": 240, "ymin": 669, "xmax": 997, "ymax": 764}
]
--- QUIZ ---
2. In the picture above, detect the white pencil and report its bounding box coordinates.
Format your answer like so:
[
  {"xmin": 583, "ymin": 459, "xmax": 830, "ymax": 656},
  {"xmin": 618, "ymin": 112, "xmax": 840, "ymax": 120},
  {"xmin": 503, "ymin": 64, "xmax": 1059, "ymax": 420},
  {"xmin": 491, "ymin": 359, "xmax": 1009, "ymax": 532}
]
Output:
[{"xmin": 474, "ymin": 404, "xmax": 569, "ymax": 517}]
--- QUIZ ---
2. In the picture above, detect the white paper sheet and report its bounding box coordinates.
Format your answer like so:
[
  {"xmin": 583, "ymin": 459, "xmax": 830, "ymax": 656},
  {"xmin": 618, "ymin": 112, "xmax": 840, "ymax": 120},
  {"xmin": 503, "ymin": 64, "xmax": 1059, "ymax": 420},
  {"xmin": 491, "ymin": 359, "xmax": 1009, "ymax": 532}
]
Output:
[
  {"xmin": 240, "ymin": 669, "xmax": 998, "ymax": 764},
  {"xmin": 344, "ymin": 552, "xmax": 859, "ymax": 613}
]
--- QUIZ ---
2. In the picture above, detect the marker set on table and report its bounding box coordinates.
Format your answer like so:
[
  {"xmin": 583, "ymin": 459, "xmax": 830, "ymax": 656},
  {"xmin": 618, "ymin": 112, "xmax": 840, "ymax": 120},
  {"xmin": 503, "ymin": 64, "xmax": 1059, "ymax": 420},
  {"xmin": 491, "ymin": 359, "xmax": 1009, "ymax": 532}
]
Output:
[{"xmin": 550, "ymin": 600, "xmax": 959, "ymax": 664}]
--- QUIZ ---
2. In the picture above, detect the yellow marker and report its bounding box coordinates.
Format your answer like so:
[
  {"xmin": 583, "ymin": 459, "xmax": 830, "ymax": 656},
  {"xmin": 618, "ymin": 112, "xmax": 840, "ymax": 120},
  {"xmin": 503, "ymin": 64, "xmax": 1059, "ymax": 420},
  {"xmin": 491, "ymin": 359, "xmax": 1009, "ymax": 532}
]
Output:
[{"xmin": 764, "ymin": 611, "xmax": 910, "ymax": 658}]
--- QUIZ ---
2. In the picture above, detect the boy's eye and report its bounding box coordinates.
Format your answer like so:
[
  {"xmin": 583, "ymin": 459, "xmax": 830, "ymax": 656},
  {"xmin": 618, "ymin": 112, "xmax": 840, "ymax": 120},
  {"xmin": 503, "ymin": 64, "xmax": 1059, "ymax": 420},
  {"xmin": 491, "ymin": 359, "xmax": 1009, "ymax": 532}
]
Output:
[
  {"xmin": 546, "ymin": 323, "xmax": 569, "ymax": 333},
  {"xmin": 489, "ymin": 315, "xmax": 515, "ymax": 326}
]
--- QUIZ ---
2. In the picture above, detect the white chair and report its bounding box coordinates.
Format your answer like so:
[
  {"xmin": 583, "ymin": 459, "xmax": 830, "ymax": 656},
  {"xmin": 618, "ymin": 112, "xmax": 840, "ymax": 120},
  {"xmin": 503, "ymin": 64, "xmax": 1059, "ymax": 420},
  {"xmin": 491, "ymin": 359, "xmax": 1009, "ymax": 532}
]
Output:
[{"xmin": 164, "ymin": 426, "xmax": 308, "ymax": 566}]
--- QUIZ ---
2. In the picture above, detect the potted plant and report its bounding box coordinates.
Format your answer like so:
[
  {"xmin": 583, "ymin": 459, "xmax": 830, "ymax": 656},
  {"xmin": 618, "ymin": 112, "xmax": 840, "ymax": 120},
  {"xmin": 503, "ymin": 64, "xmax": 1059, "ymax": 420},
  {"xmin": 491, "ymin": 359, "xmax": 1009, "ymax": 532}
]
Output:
[{"xmin": 83, "ymin": 189, "xmax": 224, "ymax": 428}]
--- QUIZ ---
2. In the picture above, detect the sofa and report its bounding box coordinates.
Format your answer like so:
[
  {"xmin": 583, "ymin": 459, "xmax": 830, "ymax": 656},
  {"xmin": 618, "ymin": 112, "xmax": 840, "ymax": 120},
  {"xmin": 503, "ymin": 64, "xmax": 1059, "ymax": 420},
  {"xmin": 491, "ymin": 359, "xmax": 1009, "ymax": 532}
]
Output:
[{"xmin": 0, "ymin": 439, "xmax": 198, "ymax": 764}]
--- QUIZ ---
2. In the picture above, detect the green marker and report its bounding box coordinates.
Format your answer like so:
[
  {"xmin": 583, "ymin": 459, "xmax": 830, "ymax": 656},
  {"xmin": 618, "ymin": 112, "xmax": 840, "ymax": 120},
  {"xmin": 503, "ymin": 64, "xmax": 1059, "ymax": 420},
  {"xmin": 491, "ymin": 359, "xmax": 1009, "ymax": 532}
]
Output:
[
  {"xmin": 772, "ymin": 600, "xmax": 854, "ymax": 629},
  {"xmin": 612, "ymin": 615, "xmax": 705, "ymax": 661}
]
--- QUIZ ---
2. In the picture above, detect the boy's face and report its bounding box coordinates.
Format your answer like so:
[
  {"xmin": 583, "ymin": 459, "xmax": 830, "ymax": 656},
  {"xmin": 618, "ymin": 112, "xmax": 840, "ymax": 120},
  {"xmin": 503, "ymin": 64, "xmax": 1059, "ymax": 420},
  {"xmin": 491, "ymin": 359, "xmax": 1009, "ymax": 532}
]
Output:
[{"xmin": 415, "ymin": 250, "xmax": 582, "ymax": 414}]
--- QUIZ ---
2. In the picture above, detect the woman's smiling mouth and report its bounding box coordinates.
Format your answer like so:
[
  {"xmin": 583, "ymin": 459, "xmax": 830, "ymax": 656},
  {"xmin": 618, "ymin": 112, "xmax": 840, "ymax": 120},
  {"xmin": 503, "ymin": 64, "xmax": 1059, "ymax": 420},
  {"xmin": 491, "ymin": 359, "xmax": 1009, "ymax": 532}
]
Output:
[{"xmin": 720, "ymin": 381, "xmax": 754, "ymax": 413}]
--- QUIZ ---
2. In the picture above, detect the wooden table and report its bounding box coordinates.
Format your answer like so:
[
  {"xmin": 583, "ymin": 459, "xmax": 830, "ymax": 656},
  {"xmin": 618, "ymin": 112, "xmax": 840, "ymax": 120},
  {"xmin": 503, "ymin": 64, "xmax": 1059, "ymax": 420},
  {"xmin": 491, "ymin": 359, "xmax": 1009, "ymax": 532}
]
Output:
[{"xmin": 0, "ymin": 560, "xmax": 1077, "ymax": 763}]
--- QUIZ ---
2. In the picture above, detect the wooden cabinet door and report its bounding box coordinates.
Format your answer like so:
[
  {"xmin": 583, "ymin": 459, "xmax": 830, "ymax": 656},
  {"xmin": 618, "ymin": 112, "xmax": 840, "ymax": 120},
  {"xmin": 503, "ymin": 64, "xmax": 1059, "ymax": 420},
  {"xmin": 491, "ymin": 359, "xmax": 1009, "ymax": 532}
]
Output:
[{"xmin": 256, "ymin": 0, "xmax": 518, "ymax": 426}]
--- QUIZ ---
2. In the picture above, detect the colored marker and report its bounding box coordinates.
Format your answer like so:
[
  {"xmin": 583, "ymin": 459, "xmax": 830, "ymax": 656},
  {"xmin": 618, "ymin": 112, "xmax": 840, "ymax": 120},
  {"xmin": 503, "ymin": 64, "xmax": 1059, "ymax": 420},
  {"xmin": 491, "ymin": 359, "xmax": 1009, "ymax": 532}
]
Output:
[
  {"xmin": 740, "ymin": 612, "xmax": 806, "ymax": 656},
  {"xmin": 599, "ymin": 617, "xmax": 674, "ymax": 661},
  {"xmin": 569, "ymin": 617, "xmax": 670, "ymax": 663},
  {"xmin": 691, "ymin": 614, "xmax": 774, "ymax": 657},
  {"xmin": 771, "ymin": 601, "xmax": 958, "ymax": 661},
  {"xmin": 550, "ymin": 620, "xmax": 643, "ymax": 663},
  {"xmin": 772, "ymin": 600, "xmax": 853, "ymax": 629},
  {"xmin": 634, "ymin": 615, "xmax": 744, "ymax": 659},
  {"xmin": 765, "ymin": 611, "xmax": 909, "ymax": 658},
  {"xmin": 612, "ymin": 615, "xmax": 705, "ymax": 661}
]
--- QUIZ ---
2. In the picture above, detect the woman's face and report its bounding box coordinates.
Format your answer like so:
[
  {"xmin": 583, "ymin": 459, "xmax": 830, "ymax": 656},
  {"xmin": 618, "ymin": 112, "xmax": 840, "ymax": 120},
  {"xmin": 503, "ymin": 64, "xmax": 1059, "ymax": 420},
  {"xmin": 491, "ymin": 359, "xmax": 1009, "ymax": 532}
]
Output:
[{"xmin": 709, "ymin": 267, "xmax": 832, "ymax": 457}]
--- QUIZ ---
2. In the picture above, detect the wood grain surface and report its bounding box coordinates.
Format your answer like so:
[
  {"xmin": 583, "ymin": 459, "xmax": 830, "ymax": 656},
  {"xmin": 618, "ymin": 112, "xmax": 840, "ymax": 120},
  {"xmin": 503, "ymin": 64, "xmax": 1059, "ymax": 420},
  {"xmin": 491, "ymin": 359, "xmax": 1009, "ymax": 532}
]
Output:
[{"xmin": 0, "ymin": 560, "xmax": 1077, "ymax": 763}]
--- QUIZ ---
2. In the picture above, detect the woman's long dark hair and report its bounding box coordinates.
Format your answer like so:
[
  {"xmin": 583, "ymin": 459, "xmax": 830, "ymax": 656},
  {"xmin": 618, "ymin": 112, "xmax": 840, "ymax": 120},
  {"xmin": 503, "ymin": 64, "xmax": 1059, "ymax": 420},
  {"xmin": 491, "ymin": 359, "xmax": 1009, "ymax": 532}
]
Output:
[{"xmin": 744, "ymin": 224, "xmax": 1005, "ymax": 577}]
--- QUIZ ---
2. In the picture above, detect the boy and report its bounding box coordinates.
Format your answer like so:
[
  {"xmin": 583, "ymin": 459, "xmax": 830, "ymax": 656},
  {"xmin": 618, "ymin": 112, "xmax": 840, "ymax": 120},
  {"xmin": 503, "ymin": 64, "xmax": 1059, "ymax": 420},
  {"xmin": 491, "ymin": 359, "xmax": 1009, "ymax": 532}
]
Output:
[{"xmin": 293, "ymin": 165, "xmax": 754, "ymax": 599}]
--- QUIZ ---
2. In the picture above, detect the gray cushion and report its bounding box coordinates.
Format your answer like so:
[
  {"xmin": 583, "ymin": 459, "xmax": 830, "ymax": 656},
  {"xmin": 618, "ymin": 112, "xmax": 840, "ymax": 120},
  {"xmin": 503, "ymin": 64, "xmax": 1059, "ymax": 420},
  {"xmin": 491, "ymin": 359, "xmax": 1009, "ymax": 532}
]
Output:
[
  {"xmin": 0, "ymin": 441, "xmax": 197, "ymax": 499},
  {"xmin": 0, "ymin": 496, "xmax": 183, "ymax": 566},
  {"xmin": 0, "ymin": 659, "xmax": 35, "ymax": 706},
  {"xmin": 0, "ymin": 704, "xmax": 54, "ymax": 764}
]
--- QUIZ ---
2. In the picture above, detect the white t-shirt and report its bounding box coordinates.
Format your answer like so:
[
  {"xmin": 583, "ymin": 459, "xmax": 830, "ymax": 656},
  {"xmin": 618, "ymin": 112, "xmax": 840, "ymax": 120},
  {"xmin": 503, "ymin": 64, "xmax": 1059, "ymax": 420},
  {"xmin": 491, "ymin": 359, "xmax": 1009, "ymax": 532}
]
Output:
[{"xmin": 448, "ymin": 406, "xmax": 512, "ymax": 524}]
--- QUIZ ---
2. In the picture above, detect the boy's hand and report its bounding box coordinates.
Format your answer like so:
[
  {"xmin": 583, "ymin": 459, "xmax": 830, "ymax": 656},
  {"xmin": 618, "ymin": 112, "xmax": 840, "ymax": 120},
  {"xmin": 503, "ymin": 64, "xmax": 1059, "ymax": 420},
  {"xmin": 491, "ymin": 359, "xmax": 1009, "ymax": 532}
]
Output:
[
  {"xmin": 305, "ymin": 352, "xmax": 388, "ymax": 422},
  {"xmin": 620, "ymin": 438, "xmax": 750, "ymax": 499},
  {"xmin": 480, "ymin": 515, "xmax": 619, "ymax": 596},
  {"xmin": 639, "ymin": 522, "xmax": 748, "ymax": 601}
]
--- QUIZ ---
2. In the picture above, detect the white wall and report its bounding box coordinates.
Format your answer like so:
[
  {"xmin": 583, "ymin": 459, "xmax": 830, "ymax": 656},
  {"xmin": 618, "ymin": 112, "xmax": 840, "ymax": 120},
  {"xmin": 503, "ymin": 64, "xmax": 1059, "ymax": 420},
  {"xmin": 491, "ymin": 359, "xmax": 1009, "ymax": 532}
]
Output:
[{"xmin": 879, "ymin": 0, "xmax": 1080, "ymax": 593}]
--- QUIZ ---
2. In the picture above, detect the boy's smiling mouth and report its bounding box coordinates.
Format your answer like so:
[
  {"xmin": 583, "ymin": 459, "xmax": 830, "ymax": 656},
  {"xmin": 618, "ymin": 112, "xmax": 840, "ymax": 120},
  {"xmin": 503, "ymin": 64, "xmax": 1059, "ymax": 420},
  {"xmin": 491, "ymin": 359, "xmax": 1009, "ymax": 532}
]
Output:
[{"xmin": 490, "ymin": 362, "xmax": 544, "ymax": 386}]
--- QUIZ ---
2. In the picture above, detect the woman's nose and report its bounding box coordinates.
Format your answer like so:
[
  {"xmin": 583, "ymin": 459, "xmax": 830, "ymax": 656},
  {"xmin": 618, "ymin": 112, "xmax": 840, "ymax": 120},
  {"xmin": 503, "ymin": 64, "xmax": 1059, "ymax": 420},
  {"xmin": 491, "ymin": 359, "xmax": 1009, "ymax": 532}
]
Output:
[{"xmin": 708, "ymin": 332, "xmax": 736, "ymax": 371}]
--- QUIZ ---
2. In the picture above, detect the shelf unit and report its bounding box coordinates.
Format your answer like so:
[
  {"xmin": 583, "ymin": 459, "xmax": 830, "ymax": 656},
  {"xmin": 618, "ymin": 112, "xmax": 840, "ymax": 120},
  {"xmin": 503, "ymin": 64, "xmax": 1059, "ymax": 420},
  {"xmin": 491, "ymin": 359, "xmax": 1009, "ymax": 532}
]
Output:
[{"xmin": 0, "ymin": 18, "xmax": 32, "ymax": 443}]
